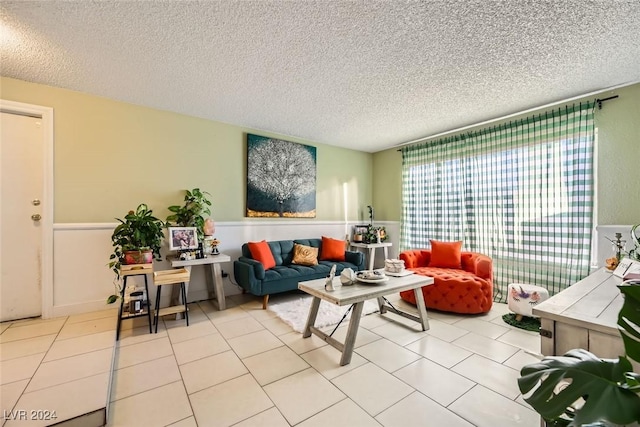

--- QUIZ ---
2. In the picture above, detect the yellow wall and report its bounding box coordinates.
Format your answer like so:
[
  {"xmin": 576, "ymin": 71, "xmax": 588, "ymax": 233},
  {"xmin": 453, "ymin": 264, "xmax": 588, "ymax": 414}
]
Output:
[
  {"xmin": 0, "ymin": 77, "xmax": 373, "ymax": 223},
  {"xmin": 372, "ymin": 82, "xmax": 640, "ymax": 225},
  {"xmin": 3, "ymin": 76, "xmax": 637, "ymax": 226}
]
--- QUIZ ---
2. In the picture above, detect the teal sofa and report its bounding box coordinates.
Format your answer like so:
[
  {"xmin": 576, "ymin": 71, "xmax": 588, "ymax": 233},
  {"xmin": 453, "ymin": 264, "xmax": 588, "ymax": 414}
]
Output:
[{"xmin": 234, "ymin": 238, "xmax": 365, "ymax": 308}]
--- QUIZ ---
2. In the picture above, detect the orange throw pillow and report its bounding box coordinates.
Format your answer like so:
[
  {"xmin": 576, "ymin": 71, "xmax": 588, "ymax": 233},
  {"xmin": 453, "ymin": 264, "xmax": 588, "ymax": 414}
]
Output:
[
  {"xmin": 429, "ymin": 240, "xmax": 462, "ymax": 269},
  {"xmin": 320, "ymin": 236, "xmax": 346, "ymax": 261},
  {"xmin": 248, "ymin": 240, "xmax": 276, "ymax": 270}
]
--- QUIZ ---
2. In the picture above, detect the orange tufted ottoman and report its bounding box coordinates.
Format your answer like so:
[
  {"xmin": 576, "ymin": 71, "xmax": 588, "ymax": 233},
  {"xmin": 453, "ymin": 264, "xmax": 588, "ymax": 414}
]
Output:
[{"xmin": 399, "ymin": 250, "xmax": 493, "ymax": 314}]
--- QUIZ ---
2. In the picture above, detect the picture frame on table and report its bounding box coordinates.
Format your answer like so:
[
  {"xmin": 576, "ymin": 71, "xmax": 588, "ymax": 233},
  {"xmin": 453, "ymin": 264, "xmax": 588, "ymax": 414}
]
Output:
[
  {"xmin": 168, "ymin": 227, "xmax": 199, "ymax": 251},
  {"xmin": 352, "ymin": 225, "xmax": 369, "ymax": 243}
]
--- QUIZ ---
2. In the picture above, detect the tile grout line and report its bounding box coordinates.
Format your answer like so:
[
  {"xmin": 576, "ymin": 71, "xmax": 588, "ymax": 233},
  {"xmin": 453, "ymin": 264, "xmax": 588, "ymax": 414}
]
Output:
[{"xmin": 180, "ymin": 304, "xmax": 281, "ymax": 426}]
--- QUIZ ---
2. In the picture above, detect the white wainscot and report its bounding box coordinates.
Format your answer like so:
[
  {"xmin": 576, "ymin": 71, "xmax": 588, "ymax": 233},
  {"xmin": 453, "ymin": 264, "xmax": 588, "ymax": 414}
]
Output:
[{"xmin": 51, "ymin": 221, "xmax": 399, "ymax": 317}]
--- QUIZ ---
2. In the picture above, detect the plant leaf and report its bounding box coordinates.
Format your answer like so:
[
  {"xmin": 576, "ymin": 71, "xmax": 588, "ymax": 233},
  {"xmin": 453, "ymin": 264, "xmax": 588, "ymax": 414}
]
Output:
[
  {"xmin": 618, "ymin": 283, "xmax": 640, "ymax": 364},
  {"xmin": 106, "ymin": 295, "xmax": 118, "ymax": 304},
  {"xmin": 518, "ymin": 349, "xmax": 640, "ymax": 425}
]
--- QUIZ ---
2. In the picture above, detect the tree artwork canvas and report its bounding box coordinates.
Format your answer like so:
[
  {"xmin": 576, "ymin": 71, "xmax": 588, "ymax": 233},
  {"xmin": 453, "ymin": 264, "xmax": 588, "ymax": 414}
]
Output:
[{"xmin": 246, "ymin": 134, "xmax": 316, "ymax": 218}]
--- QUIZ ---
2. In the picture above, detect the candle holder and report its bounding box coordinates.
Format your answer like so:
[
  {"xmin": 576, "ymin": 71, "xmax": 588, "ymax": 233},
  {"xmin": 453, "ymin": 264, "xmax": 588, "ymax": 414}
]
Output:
[{"xmin": 605, "ymin": 233, "xmax": 626, "ymax": 270}]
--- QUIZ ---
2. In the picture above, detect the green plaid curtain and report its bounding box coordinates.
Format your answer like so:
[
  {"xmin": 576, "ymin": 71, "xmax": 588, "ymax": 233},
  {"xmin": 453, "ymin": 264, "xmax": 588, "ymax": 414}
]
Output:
[{"xmin": 400, "ymin": 102, "xmax": 595, "ymax": 302}]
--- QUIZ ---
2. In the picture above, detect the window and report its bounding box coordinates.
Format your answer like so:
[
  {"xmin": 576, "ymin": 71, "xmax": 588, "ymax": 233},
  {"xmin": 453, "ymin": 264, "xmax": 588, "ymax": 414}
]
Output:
[{"xmin": 401, "ymin": 103, "xmax": 595, "ymax": 301}]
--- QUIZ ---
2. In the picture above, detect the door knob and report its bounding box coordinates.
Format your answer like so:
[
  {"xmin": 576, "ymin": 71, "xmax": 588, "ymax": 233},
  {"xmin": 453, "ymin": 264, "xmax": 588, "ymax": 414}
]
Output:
[{"xmin": 31, "ymin": 214, "xmax": 41, "ymax": 221}]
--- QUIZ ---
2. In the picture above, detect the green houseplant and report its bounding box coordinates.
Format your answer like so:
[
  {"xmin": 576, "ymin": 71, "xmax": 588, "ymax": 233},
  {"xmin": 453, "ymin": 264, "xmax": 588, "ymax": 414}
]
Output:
[
  {"xmin": 107, "ymin": 203, "xmax": 165, "ymax": 303},
  {"xmin": 166, "ymin": 188, "xmax": 212, "ymax": 238},
  {"xmin": 364, "ymin": 226, "xmax": 388, "ymax": 244},
  {"xmin": 628, "ymin": 224, "xmax": 640, "ymax": 262},
  {"xmin": 518, "ymin": 283, "xmax": 640, "ymax": 426}
]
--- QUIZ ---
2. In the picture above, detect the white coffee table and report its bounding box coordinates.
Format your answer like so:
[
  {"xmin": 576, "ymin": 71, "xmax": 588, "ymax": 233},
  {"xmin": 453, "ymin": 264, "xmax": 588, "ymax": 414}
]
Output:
[{"xmin": 298, "ymin": 273, "xmax": 434, "ymax": 365}]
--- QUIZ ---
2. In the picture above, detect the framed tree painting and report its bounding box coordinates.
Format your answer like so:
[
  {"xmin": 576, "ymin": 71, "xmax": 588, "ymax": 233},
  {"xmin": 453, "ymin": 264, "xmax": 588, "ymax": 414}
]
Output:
[{"xmin": 246, "ymin": 134, "xmax": 316, "ymax": 218}]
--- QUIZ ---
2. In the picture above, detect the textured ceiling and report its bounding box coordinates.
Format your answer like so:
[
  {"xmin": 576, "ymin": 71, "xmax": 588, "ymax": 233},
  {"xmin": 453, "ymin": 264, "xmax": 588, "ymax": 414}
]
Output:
[{"xmin": 1, "ymin": 1, "xmax": 639, "ymax": 153}]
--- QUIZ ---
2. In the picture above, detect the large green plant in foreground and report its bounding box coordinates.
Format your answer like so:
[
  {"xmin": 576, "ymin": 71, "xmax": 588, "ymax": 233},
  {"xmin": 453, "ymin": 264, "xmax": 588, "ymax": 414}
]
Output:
[{"xmin": 518, "ymin": 284, "xmax": 640, "ymax": 426}]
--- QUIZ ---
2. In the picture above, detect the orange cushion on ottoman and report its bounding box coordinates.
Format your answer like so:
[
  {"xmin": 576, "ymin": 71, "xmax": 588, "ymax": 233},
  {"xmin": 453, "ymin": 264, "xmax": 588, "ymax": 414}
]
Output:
[
  {"xmin": 400, "ymin": 267, "xmax": 493, "ymax": 314},
  {"xmin": 429, "ymin": 240, "xmax": 462, "ymax": 269}
]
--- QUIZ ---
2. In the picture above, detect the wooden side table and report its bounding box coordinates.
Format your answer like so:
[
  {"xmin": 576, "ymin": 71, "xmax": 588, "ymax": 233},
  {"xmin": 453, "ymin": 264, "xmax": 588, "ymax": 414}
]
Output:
[
  {"xmin": 169, "ymin": 253, "xmax": 231, "ymax": 312},
  {"xmin": 116, "ymin": 263, "xmax": 153, "ymax": 340},
  {"xmin": 349, "ymin": 242, "xmax": 392, "ymax": 270},
  {"xmin": 533, "ymin": 268, "xmax": 626, "ymax": 360},
  {"xmin": 153, "ymin": 268, "xmax": 190, "ymax": 332}
]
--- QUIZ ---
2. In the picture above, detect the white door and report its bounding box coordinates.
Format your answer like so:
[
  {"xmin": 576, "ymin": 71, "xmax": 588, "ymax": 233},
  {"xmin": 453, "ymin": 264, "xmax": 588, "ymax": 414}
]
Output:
[{"xmin": 0, "ymin": 112, "xmax": 44, "ymax": 321}]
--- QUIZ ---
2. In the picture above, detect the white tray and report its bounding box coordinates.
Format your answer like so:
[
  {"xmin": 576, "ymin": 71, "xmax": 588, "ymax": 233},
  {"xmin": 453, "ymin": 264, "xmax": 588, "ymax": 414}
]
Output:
[
  {"xmin": 357, "ymin": 276, "xmax": 390, "ymax": 284},
  {"xmin": 384, "ymin": 270, "xmax": 414, "ymax": 277}
]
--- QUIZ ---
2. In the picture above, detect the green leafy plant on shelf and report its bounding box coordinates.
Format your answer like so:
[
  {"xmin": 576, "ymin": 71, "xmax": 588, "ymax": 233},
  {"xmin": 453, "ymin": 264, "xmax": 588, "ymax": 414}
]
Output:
[
  {"xmin": 518, "ymin": 282, "xmax": 640, "ymax": 426},
  {"xmin": 166, "ymin": 188, "xmax": 212, "ymax": 239},
  {"xmin": 107, "ymin": 203, "xmax": 165, "ymax": 304},
  {"xmin": 363, "ymin": 226, "xmax": 388, "ymax": 244},
  {"xmin": 628, "ymin": 224, "xmax": 640, "ymax": 262}
]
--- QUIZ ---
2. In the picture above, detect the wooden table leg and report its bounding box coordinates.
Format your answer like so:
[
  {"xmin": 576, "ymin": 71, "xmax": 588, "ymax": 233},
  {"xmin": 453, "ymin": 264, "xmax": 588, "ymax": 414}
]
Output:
[
  {"xmin": 171, "ymin": 265, "xmax": 191, "ymax": 320},
  {"xmin": 367, "ymin": 248, "xmax": 375, "ymax": 270},
  {"xmin": 413, "ymin": 287, "xmax": 430, "ymax": 331},
  {"xmin": 340, "ymin": 301, "xmax": 364, "ymax": 366},
  {"xmin": 204, "ymin": 264, "xmax": 215, "ymax": 300},
  {"xmin": 303, "ymin": 297, "xmax": 321, "ymax": 338},
  {"xmin": 212, "ymin": 263, "xmax": 226, "ymax": 311}
]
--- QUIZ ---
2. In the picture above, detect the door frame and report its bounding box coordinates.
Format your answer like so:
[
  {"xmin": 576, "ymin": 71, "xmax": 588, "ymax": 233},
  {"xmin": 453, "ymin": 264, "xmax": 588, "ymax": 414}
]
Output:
[{"xmin": 1, "ymin": 100, "xmax": 54, "ymax": 319}]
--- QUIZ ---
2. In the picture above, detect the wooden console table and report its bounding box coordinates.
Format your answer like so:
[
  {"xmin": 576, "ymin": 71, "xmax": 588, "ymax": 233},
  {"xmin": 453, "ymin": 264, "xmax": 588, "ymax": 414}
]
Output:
[
  {"xmin": 349, "ymin": 242, "xmax": 392, "ymax": 270},
  {"xmin": 169, "ymin": 253, "xmax": 231, "ymax": 311},
  {"xmin": 533, "ymin": 268, "xmax": 627, "ymax": 362}
]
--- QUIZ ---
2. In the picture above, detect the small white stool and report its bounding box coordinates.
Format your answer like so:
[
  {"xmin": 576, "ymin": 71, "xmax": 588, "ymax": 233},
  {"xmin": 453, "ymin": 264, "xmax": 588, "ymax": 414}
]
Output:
[{"xmin": 507, "ymin": 283, "xmax": 549, "ymax": 321}]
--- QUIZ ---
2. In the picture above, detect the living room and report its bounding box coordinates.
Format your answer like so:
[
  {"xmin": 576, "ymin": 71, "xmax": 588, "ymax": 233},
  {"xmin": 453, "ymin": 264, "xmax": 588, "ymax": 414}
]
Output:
[{"xmin": 1, "ymin": 2, "xmax": 639, "ymax": 427}]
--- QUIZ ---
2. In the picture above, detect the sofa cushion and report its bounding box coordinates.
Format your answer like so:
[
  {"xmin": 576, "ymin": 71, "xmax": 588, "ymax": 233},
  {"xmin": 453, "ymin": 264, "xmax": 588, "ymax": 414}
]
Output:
[
  {"xmin": 248, "ymin": 240, "xmax": 276, "ymax": 270},
  {"xmin": 235, "ymin": 238, "xmax": 365, "ymax": 299},
  {"xmin": 264, "ymin": 265, "xmax": 304, "ymax": 282},
  {"xmin": 320, "ymin": 236, "xmax": 346, "ymax": 261},
  {"xmin": 429, "ymin": 240, "xmax": 462, "ymax": 269},
  {"xmin": 292, "ymin": 243, "xmax": 318, "ymax": 266},
  {"xmin": 289, "ymin": 264, "xmax": 325, "ymax": 275}
]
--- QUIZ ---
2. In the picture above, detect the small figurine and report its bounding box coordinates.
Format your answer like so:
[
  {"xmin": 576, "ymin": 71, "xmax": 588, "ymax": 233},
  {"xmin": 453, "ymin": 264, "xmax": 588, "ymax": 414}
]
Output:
[{"xmin": 325, "ymin": 264, "xmax": 337, "ymax": 291}]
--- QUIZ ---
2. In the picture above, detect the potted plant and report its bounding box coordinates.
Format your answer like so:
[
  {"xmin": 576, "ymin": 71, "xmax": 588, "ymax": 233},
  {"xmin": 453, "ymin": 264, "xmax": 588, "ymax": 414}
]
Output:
[
  {"xmin": 629, "ymin": 224, "xmax": 640, "ymax": 262},
  {"xmin": 518, "ymin": 282, "xmax": 640, "ymax": 426},
  {"xmin": 166, "ymin": 188, "xmax": 212, "ymax": 239},
  {"xmin": 364, "ymin": 226, "xmax": 388, "ymax": 244},
  {"xmin": 107, "ymin": 203, "xmax": 165, "ymax": 303}
]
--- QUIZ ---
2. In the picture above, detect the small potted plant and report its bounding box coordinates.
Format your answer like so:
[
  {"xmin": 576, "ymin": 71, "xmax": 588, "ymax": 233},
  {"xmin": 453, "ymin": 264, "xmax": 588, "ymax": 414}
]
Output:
[
  {"xmin": 166, "ymin": 188, "xmax": 212, "ymax": 239},
  {"xmin": 364, "ymin": 226, "xmax": 388, "ymax": 244},
  {"xmin": 629, "ymin": 224, "xmax": 640, "ymax": 261},
  {"xmin": 107, "ymin": 203, "xmax": 165, "ymax": 303}
]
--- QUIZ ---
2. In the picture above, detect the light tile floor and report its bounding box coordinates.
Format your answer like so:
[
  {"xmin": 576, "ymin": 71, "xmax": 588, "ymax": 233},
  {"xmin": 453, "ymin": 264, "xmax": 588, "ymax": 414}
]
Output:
[
  {"xmin": 1, "ymin": 294, "xmax": 543, "ymax": 426},
  {"xmin": 1, "ymin": 309, "xmax": 118, "ymax": 426}
]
